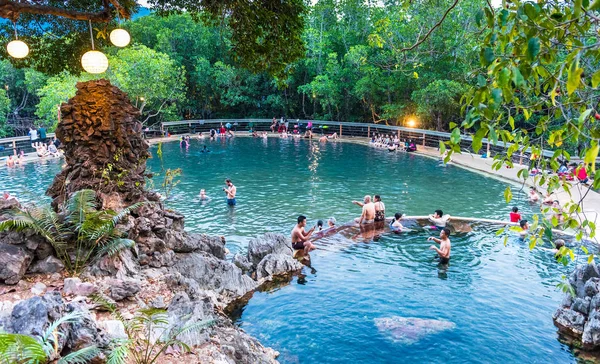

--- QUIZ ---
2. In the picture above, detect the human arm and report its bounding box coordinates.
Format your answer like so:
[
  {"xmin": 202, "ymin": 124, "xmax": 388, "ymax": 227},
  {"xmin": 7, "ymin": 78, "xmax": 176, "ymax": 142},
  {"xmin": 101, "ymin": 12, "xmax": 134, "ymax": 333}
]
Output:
[
  {"xmin": 352, "ymin": 200, "xmax": 364, "ymax": 207},
  {"xmin": 427, "ymin": 236, "xmax": 441, "ymax": 244}
]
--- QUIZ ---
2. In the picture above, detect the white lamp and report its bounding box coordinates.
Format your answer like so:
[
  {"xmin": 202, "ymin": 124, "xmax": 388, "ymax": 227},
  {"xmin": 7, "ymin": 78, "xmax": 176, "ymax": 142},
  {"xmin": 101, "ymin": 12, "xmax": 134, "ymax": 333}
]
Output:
[
  {"xmin": 110, "ymin": 28, "xmax": 131, "ymax": 47},
  {"xmin": 81, "ymin": 50, "xmax": 108, "ymax": 73},
  {"xmin": 7, "ymin": 23, "xmax": 29, "ymax": 59},
  {"xmin": 7, "ymin": 40, "xmax": 29, "ymax": 58},
  {"xmin": 81, "ymin": 20, "xmax": 108, "ymax": 74}
]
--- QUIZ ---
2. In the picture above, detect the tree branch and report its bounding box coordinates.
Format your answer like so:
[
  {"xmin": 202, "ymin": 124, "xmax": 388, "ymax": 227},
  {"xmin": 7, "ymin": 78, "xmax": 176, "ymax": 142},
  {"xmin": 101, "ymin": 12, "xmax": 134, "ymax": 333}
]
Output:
[
  {"xmin": 0, "ymin": 0, "xmax": 124, "ymax": 23},
  {"xmin": 399, "ymin": 0, "xmax": 460, "ymax": 52}
]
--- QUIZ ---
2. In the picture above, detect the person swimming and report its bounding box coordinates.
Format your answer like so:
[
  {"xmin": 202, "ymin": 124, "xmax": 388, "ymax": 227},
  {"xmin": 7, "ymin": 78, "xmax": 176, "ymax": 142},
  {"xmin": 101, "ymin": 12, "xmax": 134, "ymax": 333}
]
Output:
[
  {"xmin": 519, "ymin": 219, "xmax": 529, "ymax": 237},
  {"xmin": 510, "ymin": 206, "xmax": 521, "ymax": 223},
  {"xmin": 528, "ymin": 187, "xmax": 540, "ymax": 202},
  {"xmin": 199, "ymin": 189, "xmax": 210, "ymax": 201},
  {"xmin": 390, "ymin": 212, "xmax": 404, "ymax": 232},
  {"xmin": 201, "ymin": 145, "xmax": 210, "ymax": 153},
  {"xmin": 317, "ymin": 220, "xmax": 324, "ymax": 231},
  {"xmin": 428, "ymin": 209, "xmax": 449, "ymax": 229},
  {"xmin": 327, "ymin": 217, "xmax": 336, "ymax": 228}
]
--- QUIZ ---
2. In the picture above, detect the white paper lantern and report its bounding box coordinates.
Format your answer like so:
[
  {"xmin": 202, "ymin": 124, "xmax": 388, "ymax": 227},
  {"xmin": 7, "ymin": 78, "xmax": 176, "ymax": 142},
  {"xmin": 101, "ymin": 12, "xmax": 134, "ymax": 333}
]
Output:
[
  {"xmin": 81, "ymin": 50, "xmax": 108, "ymax": 74},
  {"xmin": 7, "ymin": 40, "xmax": 29, "ymax": 58},
  {"xmin": 110, "ymin": 28, "xmax": 131, "ymax": 47}
]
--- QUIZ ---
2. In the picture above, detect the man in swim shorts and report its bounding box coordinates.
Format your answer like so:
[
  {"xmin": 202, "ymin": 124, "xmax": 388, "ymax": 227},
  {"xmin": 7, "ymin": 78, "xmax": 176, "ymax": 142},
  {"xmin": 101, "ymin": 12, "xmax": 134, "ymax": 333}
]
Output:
[
  {"xmin": 223, "ymin": 179, "xmax": 237, "ymax": 206},
  {"xmin": 428, "ymin": 227, "xmax": 451, "ymax": 264},
  {"xmin": 353, "ymin": 195, "xmax": 375, "ymax": 224},
  {"xmin": 291, "ymin": 215, "xmax": 316, "ymax": 254}
]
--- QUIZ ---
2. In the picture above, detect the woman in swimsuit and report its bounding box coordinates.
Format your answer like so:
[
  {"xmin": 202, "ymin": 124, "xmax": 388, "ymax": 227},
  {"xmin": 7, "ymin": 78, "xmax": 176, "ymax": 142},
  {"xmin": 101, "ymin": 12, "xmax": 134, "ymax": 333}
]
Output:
[{"xmin": 373, "ymin": 195, "xmax": 385, "ymax": 222}]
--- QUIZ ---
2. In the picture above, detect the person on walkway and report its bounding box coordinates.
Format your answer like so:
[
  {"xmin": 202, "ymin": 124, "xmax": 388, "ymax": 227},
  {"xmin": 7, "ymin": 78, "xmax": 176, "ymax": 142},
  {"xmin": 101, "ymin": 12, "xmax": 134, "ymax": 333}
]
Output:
[
  {"xmin": 223, "ymin": 179, "xmax": 237, "ymax": 206},
  {"xmin": 292, "ymin": 215, "xmax": 316, "ymax": 255},
  {"xmin": 28, "ymin": 127, "xmax": 38, "ymax": 143},
  {"xmin": 428, "ymin": 227, "xmax": 451, "ymax": 264},
  {"xmin": 528, "ymin": 187, "xmax": 540, "ymax": 203},
  {"xmin": 577, "ymin": 163, "xmax": 589, "ymax": 184},
  {"xmin": 353, "ymin": 195, "xmax": 375, "ymax": 224},
  {"xmin": 428, "ymin": 209, "xmax": 448, "ymax": 229},
  {"xmin": 510, "ymin": 206, "xmax": 521, "ymax": 223},
  {"xmin": 373, "ymin": 195, "xmax": 386, "ymax": 222},
  {"xmin": 38, "ymin": 126, "xmax": 47, "ymax": 142}
]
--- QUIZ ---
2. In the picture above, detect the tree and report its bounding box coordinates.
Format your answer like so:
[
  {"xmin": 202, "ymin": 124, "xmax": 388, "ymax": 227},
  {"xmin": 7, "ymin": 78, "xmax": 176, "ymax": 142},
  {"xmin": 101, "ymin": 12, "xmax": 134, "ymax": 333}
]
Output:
[
  {"xmin": 35, "ymin": 71, "xmax": 85, "ymax": 129},
  {"xmin": 0, "ymin": 88, "xmax": 10, "ymax": 136},
  {"xmin": 411, "ymin": 80, "xmax": 465, "ymax": 131},
  {"xmin": 0, "ymin": 0, "xmax": 306, "ymax": 78},
  {"xmin": 108, "ymin": 44, "xmax": 186, "ymax": 124}
]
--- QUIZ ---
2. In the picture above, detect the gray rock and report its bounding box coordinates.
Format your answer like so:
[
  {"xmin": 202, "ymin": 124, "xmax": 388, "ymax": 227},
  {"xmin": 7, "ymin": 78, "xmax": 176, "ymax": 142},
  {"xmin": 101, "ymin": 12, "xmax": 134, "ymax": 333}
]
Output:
[
  {"xmin": 98, "ymin": 320, "xmax": 127, "ymax": 339},
  {"xmin": 172, "ymin": 233, "xmax": 226, "ymax": 259},
  {"xmin": 28, "ymin": 256, "xmax": 65, "ymax": 274},
  {"xmin": 150, "ymin": 296, "xmax": 166, "ymax": 309},
  {"xmin": 553, "ymin": 307, "xmax": 586, "ymax": 336},
  {"xmin": 0, "ymin": 243, "xmax": 33, "ymax": 284},
  {"xmin": 10, "ymin": 292, "xmax": 66, "ymax": 357},
  {"xmin": 173, "ymin": 252, "xmax": 258, "ymax": 305},
  {"xmin": 570, "ymin": 264, "xmax": 600, "ymax": 297},
  {"xmin": 211, "ymin": 325, "xmax": 280, "ymax": 364},
  {"xmin": 166, "ymin": 292, "xmax": 215, "ymax": 346},
  {"xmin": 64, "ymin": 278, "xmax": 98, "ymax": 297},
  {"xmin": 34, "ymin": 241, "xmax": 55, "ymax": 261},
  {"xmin": 233, "ymin": 253, "xmax": 253, "ymax": 273},
  {"xmin": 573, "ymin": 297, "xmax": 591, "ymax": 315},
  {"xmin": 31, "ymin": 282, "xmax": 47, "ymax": 295},
  {"xmin": 108, "ymin": 279, "xmax": 141, "ymax": 301},
  {"xmin": 561, "ymin": 294, "xmax": 573, "ymax": 308},
  {"xmin": 65, "ymin": 302, "xmax": 110, "ymax": 353},
  {"xmin": 585, "ymin": 278, "xmax": 600, "ymax": 297},
  {"xmin": 247, "ymin": 233, "xmax": 292, "ymax": 267},
  {"xmin": 583, "ymin": 309, "xmax": 600, "ymax": 349},
  {"xmin": 149, "ymin": 250, "xmax": 175, "ymax": 268},
  {"xmin": 255, "ymin": 253, "xmax": 303, "ymax": 280}
]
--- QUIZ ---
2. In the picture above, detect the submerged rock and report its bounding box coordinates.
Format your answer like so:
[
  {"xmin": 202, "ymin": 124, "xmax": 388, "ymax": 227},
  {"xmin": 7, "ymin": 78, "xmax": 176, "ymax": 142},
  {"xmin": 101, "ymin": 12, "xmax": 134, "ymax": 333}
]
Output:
[{"xmin": 374, "ymin": 316, "xmax": 456, "ymax": 345}]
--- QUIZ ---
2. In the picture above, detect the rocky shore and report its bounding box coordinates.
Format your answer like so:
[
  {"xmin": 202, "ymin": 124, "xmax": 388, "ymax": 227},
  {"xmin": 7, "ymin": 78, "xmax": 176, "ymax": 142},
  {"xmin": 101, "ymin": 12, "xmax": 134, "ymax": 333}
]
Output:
[{"xmin": 0, "ymin": 80, "xmax": 304, "ymax": 363}]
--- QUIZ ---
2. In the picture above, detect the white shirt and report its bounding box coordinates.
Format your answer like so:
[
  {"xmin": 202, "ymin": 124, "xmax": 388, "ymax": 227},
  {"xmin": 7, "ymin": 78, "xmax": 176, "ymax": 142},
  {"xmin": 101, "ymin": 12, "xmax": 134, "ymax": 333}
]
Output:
[{"xmin": 29, "ymin": 130, "xmax": 38, "ymax": 140}]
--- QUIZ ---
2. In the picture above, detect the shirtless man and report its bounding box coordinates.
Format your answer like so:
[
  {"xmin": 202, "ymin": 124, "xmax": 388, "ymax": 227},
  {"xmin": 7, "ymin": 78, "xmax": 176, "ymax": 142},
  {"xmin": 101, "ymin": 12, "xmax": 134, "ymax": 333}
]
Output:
[
  {"xmin": 291, "ymin": 215, "xmax": 316, "ymax": 254},
  {"xmin": 223, "ymin": 179, "xmax": 237, "ymax": 206},
  {"xmin": 428, "ymin": 228, "xmax": 451, "ymax": 264},
  {"xmin": 5, "ymin": 155, "xmax": 15, "ymax": 167},
  {"xmin": 352, "ymin": 195, "xmax": 375, "ymax": 224},
  {"xmin": 319, "ymin": 135, "xmax": 327, "ymax": 143}
]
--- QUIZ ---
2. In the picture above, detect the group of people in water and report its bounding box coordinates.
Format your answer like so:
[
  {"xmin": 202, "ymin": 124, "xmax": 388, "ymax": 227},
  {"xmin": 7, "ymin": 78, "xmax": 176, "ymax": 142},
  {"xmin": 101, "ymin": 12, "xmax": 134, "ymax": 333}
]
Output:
[
  {"xmin": 370, "ymin": 133, "xmax": 417, "ymax": 152},
  {"xmin": 291, "ymin": 194, "xmax": 452, "ymax": 265},
  {"xmin": 4, "ymin": 137, "xmax": 62, "ymax": 168}
]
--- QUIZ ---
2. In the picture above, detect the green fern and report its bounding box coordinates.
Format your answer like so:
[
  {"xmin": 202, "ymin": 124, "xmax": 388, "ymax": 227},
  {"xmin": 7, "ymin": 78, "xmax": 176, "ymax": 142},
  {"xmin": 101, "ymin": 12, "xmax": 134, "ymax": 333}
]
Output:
[
  {"xmin": 0, "ymin": 332, "xmax": 46, "ymax": 364},
  {"xmin": 94, "ymin": 238, "xmax": 135, "ymax": 260},
  {"xmin": 57, "ymin": 345, "xmax": 100, "ymax": 364},
  {"xmin": 106, "ymin": 339, "xmax": 131, "ymax": 364}
]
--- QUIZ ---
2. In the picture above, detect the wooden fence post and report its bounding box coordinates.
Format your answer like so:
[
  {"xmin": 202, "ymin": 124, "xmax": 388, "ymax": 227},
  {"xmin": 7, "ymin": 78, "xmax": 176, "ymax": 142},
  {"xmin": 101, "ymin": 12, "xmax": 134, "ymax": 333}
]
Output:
[
  {"xmin": 422, "ymin": 133, "xmax": 426, "ymax": 147},
  {"xmin": 339, "ymin": 124, "xmax": 342, "ymax": 137},
  {"xmin": 367, "ymin": 125, "xmax": 370, "ymax": 138},
  {"xmin": 487, "ymin": 141, "xmax": 491, "ymax": 157}
]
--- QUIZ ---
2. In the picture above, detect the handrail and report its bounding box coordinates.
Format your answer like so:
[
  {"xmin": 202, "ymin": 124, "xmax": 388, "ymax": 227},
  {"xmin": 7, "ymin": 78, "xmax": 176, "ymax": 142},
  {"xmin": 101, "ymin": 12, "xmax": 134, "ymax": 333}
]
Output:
[{"xmin": 158, "ymin": 119, "xmax": 578, "ymax": 160}]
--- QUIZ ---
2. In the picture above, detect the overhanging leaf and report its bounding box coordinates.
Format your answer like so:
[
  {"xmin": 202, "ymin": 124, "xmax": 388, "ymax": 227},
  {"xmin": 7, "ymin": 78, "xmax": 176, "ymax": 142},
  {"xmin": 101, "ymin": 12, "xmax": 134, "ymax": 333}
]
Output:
[{"xmin": 527, "ymin": 37, "xmax": 540, "ymax": 61}]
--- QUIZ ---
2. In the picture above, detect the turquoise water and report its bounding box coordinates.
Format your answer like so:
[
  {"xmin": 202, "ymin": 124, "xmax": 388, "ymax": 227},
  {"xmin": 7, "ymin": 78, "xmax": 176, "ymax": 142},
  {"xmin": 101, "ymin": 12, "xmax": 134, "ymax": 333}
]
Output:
[{"xmin": 0, "ymin": 137, "xmax": 579, "ymax": 362}]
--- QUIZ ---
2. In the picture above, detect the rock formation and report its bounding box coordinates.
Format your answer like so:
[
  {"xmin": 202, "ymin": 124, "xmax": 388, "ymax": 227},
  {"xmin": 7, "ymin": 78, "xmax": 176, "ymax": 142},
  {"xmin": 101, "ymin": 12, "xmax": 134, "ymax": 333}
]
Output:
[
  {"xmin": 554, "ymin": 263, "xmax": 600, "ymax": 350},
  {"xmin": 46, "ymin": 79, "xmax": 151, "ymax": 209}
]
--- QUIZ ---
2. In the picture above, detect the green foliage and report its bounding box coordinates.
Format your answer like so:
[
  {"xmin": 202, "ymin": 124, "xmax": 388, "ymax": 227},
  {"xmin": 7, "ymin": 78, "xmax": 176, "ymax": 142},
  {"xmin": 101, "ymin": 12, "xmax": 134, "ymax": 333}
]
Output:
[
  {"xmin": 0, "ymin": 311, "xmax": 100, "ymax": 364},
  {"xmin": 0, "ymin": 189, "xmax": 144, "ymax": 275},
  {"xmin": 35, "ymin": 71, "xmax": 85, "ymax": 130},
  {"xmin": 0, "ymin": 88, "xmax": 10, "ymax": 137},
  {"xmin": 93, "ymin": 296, "xmax": 215, "ymax": 364},
  {"xmin": 154, "ymin": 142, "xmax": 182, "ymax": 199}
]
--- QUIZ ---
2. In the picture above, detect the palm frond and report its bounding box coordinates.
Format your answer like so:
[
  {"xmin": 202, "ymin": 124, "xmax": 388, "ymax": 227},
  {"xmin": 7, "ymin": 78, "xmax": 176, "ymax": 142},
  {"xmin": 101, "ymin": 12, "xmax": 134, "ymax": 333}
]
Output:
[
  {"xmin": 66, "ymin": 189, "xmax": 97, "ymax": 226},
  {"xmin": 110, "ymin": 202, "xmax": 147, "ymax": 228},
  {"xmin": 0, "ymin": 333, "xmax": 46, "ymax": 364},
  {"xmin": 171, "ymin": 319, "xmax": 216, "ymax": 341},
  {"xmin": 57, "ymin": 345, "xmax": 100, "ymax": 364},
  {"xmin": 94, "ymin": 238, "xmax": 135, "ymax": 260},
  {"xmin": 107, "ymin": 339, "xmax": 131, "ymax": 364},
  {"xmin": 41, "ymin": 311, "xmax": 85, "ymax": 345}
]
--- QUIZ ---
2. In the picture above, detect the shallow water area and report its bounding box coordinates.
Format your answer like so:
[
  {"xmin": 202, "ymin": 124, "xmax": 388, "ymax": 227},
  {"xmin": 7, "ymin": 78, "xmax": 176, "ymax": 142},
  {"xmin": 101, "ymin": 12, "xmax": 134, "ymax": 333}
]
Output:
[{"xmin": 0, "ymin": 136, "xmax": 582, "ymax": 363}]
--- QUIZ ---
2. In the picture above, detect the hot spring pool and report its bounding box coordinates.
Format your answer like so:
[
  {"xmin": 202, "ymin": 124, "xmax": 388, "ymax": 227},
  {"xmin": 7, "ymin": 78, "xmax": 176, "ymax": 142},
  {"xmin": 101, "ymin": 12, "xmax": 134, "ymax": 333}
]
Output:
[{"xmin": 0, "ymin": 137, "xmax": 580, "ymax": 362}]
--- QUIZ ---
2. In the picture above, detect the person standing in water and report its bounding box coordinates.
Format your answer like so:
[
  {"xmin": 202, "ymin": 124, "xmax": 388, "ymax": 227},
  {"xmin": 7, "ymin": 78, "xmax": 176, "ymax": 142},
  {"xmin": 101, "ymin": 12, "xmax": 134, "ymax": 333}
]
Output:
[
  {"xmin": 373, "ymin": 195, "xmax": 385, "ymax": 222},
  {"xmin": 428, "ymin": 228, "xmax": 451, "ymax": 264},
  {"xmin": 223, "ymin": 179, "xmax": 237, "ymax": 206},
  {"xmin": 291, "ymin": 215, "xmax": 316, "ymax": 254}
]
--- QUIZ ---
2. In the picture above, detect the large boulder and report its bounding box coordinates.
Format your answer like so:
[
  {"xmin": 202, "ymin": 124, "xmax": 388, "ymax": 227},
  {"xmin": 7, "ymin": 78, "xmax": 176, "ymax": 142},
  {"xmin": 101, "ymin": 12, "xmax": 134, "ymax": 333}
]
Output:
[
  {"xmin": 570, "ymin": 263, "xmax": 600, "ymax": 298},
  {"xmin": 0, "ymin": 243, "xmax": 33, "ymax": 284},
  {"xmin": 107, "ymin": 278, "xmax": 141, "ymax": 301},
  {"xmin": 173, "ymin": 252, "xmax": 258, "ymax": 305},
  {"xmin": 553, "ymin": 307, "xmax": 586, "ymax": 336},
  {"xmin": 233, "ymin": 253, "xmax": 253, "ymax": 273},
  {"xmin": 172, "ymin": 233, "xmax": 226, "ymax": 259},
  {"xmin": 166, "ymin": 292, "xmax": 216, "ymax": 346},
  {"xmin": 65, "ymin": 302, "xmax": 110, "ymax": 354},
  {"xmin": 583, "ymin": 309, "xmax": 600, "ymax": 349},
  {"xmin": 28, "ymin": 255, "xmax": 65, "ymax": 274},
  {"xmin": 255, "ymin": 253, "xmax": 303, "ymax": 280},
  {"xmin": 247, "ymin": 233, "xmax": 292, "ymax": 267}
]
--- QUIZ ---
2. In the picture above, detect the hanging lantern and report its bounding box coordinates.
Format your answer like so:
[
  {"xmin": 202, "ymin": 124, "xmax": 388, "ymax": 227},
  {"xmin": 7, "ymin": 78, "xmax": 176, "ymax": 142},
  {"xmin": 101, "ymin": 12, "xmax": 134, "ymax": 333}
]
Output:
[
  {"xmin": 110, "ymin": 28, "xmax": 131, "ymax": 47},
  {"xmin": 81, "ymin": 20, "xmax": 108, "ymax": 74},
  {"xmin": 7, "ymin": 40, "xmax": 29, "ymax": 58},
  {"xmin": 81, "ymin": 50, "xmax": 108, "ymax": 74},
  {"xmin": 7, "ymin": 22, "xmax": 28, "ymax": 59}
]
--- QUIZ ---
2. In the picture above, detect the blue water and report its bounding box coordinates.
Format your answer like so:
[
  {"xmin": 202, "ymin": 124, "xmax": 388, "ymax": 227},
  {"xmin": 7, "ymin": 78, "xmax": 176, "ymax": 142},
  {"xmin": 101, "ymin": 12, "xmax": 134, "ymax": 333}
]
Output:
[{"xmin": 0, "ymin": 137, "xmax": 579, "ymax": 363}]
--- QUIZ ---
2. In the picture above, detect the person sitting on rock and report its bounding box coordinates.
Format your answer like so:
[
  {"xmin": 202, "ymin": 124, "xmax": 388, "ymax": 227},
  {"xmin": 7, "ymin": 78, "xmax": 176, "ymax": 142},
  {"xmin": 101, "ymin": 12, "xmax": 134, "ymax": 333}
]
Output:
[{"xmin": 291, "ymin": 215, "xmax": 316, "ymax": 256}]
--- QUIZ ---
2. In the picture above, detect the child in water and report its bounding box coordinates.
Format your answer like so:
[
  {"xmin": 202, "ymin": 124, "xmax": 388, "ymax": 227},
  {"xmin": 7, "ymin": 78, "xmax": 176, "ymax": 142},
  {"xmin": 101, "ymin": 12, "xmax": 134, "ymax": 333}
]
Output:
[{"xmin": 510, "ymin": 206, "xmax": 521, "ymax": 223}]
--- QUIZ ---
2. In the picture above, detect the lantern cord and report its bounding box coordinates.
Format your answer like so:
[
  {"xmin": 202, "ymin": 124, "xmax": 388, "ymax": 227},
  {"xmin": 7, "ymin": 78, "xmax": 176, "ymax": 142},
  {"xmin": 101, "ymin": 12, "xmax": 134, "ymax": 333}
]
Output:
[
  {"xmin": 13, "ymin": 22, "xmax": 18, "ymax": 40},
  {"xmin": 88, "ymin": 19, "xmax": 94, "ymax": 50}
]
